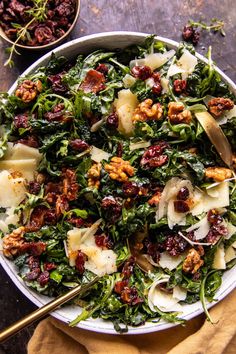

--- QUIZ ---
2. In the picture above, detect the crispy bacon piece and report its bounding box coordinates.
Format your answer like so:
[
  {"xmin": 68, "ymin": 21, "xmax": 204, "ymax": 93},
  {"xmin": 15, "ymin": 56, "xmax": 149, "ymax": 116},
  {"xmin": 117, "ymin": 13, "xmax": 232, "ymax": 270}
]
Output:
[
  {"xmin": 80, "ymin": 69, "xmax": 106, "ymax": 93},
  {"xmin": 62, "ymin": 168, "xmax": 79, "ymax": 201}
]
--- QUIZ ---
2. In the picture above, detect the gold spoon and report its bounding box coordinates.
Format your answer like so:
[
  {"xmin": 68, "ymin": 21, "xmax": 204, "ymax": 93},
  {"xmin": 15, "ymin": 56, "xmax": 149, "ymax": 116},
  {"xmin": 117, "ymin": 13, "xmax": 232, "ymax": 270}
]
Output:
[
  {"xmin": 195, "ymin": 111, "xmax": 233, "ymax": 168},
  {"xmin": 0, "ymin": 276, "xmax": 99, "ymax": 343}
]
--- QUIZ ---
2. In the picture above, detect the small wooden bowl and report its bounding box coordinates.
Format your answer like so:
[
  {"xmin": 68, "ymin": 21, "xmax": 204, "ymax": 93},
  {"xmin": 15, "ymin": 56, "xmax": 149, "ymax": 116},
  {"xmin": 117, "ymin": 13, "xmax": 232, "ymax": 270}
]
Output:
[{"xmin": 0, "ymin": 0, "xmax": 80, "ymax": 51}]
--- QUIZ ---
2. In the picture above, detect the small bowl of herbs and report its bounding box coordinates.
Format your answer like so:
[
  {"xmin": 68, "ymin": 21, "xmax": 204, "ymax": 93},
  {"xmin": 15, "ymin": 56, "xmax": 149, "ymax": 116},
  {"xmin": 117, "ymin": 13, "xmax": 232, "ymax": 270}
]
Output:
[{"xmin": 0, "ymin": 0, "xmax": 80, "ymax": 67}]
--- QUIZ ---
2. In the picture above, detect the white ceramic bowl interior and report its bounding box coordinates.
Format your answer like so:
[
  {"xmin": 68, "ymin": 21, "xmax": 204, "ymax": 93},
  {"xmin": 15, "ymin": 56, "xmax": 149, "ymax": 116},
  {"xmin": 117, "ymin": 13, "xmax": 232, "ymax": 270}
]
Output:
[{"xmin": 1, "ymin": 32, "xmax": 236, "ymax": 335}]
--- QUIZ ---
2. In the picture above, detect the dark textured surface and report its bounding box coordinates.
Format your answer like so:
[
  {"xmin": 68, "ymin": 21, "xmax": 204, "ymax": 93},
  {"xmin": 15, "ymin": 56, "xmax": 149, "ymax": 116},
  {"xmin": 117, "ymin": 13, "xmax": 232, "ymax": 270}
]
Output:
[{"xmin": 0, "ymin": 0, "xmax": 235, "ymax": 353}]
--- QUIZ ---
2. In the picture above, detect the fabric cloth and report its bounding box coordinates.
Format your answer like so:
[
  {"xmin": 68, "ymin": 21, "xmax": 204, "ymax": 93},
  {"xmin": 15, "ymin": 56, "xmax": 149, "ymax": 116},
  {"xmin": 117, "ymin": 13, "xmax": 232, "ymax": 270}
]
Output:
[{"xmin": 28, "ymin": 289, "xmax": 236, "ymax": 354}]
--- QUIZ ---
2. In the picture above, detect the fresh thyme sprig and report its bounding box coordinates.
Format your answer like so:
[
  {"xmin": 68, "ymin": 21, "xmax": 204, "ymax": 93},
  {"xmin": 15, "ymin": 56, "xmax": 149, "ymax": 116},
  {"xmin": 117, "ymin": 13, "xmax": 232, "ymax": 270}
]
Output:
[
  {"xmin": 4, "ymin": 0, "xmax": 49, "ymax": 68},
  {"xmin": 188, "ymin": 18, "xmax": 226, "ymax": 36}
]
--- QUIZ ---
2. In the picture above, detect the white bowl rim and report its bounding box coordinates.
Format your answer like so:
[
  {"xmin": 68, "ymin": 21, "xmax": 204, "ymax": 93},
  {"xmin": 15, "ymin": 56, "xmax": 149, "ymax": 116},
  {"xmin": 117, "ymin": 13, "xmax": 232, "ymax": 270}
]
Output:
[{"xmin": 1, "ymin": 31, "xmax": 236, "ymax": 335}]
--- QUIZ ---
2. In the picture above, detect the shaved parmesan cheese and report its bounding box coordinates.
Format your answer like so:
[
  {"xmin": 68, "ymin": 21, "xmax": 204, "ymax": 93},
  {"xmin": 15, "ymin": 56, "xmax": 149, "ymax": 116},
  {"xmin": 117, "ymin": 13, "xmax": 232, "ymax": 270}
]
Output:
[
  {"xmin": 160, "ymin": 77, "xmax": 170, "ymax": 93},
  {"xmin": 90, "ymin": 119, "xmax": 104, "ymax": 132},
  {"xmin": 192, "ymin": 182, "xmax": 229, "ymax": 216},
  {"xmin": 224, "ymin": 246, "xmax": 236, "ymax": 263},
  {"xmin": 167, "ymin": 50, "xmax": 198, "ymax": 79},
  {"xmin": 186, "ymin": 216, "xmax": 210, "ymax": 240},
  {"xmin": 232, "ymin": 241, "xmax": 236, "ymax": 248},
  {"xmin": 213, "ymin": 244, "xmax": 226, "ymax": 270},
  {"xmin": 130, "ymin": 50, "xmax": 175, "ymax": 71},
  {"xmin": 0, "ymin": 170, "xmax": 26, "ymax": 208},
  {"xmin": 156, "ymin": 178, "xmax": 193, "ymax": 227},
  {"xmin": 224, "ymin": 222, "xmax": 236, "ymax": 240},
  {"xmin": 178, "ymin": 50, "xmax": 198, "ymax": 78},
  {"xmin": 159, "ymin": 251, "xmax": 184, "ymax": 270},
  {"xmin": 114, "ymin": 89, "xmax": 138, "ymax": 136},
  {"xmin": 223, "ymin": 104, "xmax": 236, "ymax": 120},
  {"xmin": 173, "ymin": 286, "xmax": 187, "ymax": 301},
  {"xmin": 148, "ymin": 277, "xmax": 184, "ymax": 312},
  {"xmin": 123, "ymin": 74, "xmax": 137, "ymax": 88},
  {"xmin": 90, "ymin": 146, "xmax": 110, "ymax": 163},
  {"xmin": 66, "ymin": 220, "xmax": 117, "ymax": 276},
  {"xmin": 167, "ymin": 63, "xmax": 185, "ymax": 78},
  {"xmin": 0, "ymin": 159, "xmax": 37, "ymax": 181},
  {"xmin": 5, "ymin": 143, "xmax": 42, "ymax": 163},
  {"xmin": 129, "ymin": 140, "xmax": 151, "ymax": 151}
]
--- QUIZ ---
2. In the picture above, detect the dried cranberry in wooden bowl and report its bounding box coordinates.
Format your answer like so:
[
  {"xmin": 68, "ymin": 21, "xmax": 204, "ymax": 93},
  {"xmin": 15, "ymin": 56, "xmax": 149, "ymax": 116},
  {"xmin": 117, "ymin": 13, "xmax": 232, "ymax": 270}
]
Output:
[{"xmin": 0, "ymin": 0, "xmax": 80, "ymax": 51}]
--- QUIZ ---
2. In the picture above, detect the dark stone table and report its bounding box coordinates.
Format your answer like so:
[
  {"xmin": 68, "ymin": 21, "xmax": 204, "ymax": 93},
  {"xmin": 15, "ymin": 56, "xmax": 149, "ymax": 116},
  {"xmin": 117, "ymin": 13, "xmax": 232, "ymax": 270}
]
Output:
[{"xmin": 0, "ymin": 1, "xmax": 235, "ymax": 353}]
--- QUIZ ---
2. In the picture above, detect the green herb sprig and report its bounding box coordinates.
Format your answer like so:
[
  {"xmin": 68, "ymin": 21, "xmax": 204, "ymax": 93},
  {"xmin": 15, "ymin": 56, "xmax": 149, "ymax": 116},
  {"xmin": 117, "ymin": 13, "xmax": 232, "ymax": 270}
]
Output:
[
  {"xmin": 188, "ymin": 18, "xmax": 225, "ymax": 36},
  {"xmin": 4, "ymin": 0, "xmax": 49, "ymax": 68}
]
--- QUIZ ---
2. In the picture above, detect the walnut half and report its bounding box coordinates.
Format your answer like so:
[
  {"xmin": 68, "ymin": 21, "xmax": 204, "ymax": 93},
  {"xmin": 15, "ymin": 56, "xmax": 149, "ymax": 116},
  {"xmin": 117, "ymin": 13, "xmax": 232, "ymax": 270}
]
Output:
[
  {"xmin": 105, "ymin": 157, "xmax": 135, "ymax": 182},
  {"xmin": 205, "ymin": 167, "xmax": 232, "ymax": 182},
  {"xmin": 182, "ymin": 247, "xmax": 204, "ymax": 274},
  {"xmin": 132, "ymin": 99, "xmax": 163, "ymax": 122},
  {"xmin": 87, "ymin": 163, "xmax": 102, "ymax": 189},
  {"xmin": 15, "ymin": 80, "xmax": 42, "ymax": 103},
  {"xmin": 168, "ymin": 102, "xmax": 192, "ymax": 124},
  {"xmin": 3, "ymin": 226, "xmax": 25, "ymax": 258}
]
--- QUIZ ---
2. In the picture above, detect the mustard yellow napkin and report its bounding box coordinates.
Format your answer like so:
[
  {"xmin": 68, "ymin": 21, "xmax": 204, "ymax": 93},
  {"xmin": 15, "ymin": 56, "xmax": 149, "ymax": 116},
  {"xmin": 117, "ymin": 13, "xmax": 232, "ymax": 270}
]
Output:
[{"xmin": 28, "ymin": 289, "xmax": 236, "ymax": 354}]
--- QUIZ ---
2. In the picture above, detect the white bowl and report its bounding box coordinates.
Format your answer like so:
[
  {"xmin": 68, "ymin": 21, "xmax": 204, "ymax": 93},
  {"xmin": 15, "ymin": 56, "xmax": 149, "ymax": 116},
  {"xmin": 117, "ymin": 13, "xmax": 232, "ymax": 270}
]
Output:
[{"xmin": 1, "ymin": 31, "xmax": 236, "ymax": 335}]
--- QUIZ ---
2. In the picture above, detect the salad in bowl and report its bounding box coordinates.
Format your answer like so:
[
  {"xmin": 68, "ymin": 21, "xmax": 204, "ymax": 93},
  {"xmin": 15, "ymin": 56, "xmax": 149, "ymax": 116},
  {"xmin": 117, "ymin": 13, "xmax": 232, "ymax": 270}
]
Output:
[{"xmin": 0, "ymin": 33, "xmax": 236, "ymax": 333}]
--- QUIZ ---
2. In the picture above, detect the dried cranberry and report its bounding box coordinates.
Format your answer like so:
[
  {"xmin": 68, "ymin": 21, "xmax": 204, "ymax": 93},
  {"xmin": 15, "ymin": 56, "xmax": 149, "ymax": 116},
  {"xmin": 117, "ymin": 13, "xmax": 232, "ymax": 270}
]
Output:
[
  {"xmin": 114, "ymin": 279, "xmax": 128, "ymax": 294},
  {"xmin": 106, "ymin": 112, "xmax": 119, "ymax": 129},
  {"xmin": 28, "ymin": 256, "xmax": 40, "ymax": 270},
  {"xmin": 96, "ymin": 63, "xmax": 109, "ymax": 75},
  {"xmin": 67, "ymin": 217, "xmax": 84, "ymax": 228},
  {"xmin": 176, "ymin": 187, "xmax": 189, "ymax": 201},
  {"xmin": 9, "ymin": 0, "xmax": 26, "ymax": 16},
  {"xmin": 207, "ymin": 209, "xmax": 223, "ymax": 225},
  {"xmin": 173, "ymin": 79, "xmax": 187, "ymax": 94},
  {"xmin": 37, "ymin": 271, "xmax": 50, "ymax": 287},
  {"xmin": 75, "ymin": 250, "xmax": 87, "ymax": 274},
  {"xmin": 145, "ymin": 241, "xmax": 161, "ymax": 263},
  {"xmin": 44, "ymin": 262, "xmax": 57, "ymax": 271},
  {"xmin": 17, "ymin": 135, "xmax": 39, "ymax": 148},
  {"xmin": 121, "ymin": 257, "xmax": 135, "ymax": 279},
  {"xmin": 28, "ymin": 181, "xmax": 41, "ymax": 195},
  {"xmin": 182, "ymin": 25, "xmax": 200, "ymax": 46},
  {"xmin": 141, "ymin": 142, "xmax": 169, "ymax": 169},
  {"xmin": 101, "ymin": 196, "xmax": 122, "ymax": 222},
  {"xmin": 28, "ymin": 205, "xmax": 48, "ymax": 230},
  {"xmin": 120, "ymin": 286, "xmax": 143, "ymax": 305},
  {"xmin": 48, "ymin": 74, "xmax": 68, "ymax": 94},
  {"xmin": 44, "ymin": 209, "xmax": 57, "ymax": 225},
  {"xmin": 44, "ymin": 104, "xmax": 71, "ymax": 123},
  {"xmin": 14, "ymin": 113, "xmax": 29, "ymax": 129},
  {"xmin": 152, "ymin": 82, "xmax": 162, "ymax": 95},
  {"xmin": 26, "ymin": 268, "xmax": 41, "ymax": 281},
  {"xmin": 35, "ymin": 25, "xmax": 55, "ymax": 45},
  {"xmin": 55, "ymin": 2, "xmax": 74, "ymax": 17},
  {"xmin": 122, "ymin": 181, "xmax": 139, "ymax": 197},
  {"xmin": 205, "ymin": 223, "xmax": 228, "ymax": 244},
  {"xmin": 165, "ymin": 234, "xmax": 188, "ymax": 256},
  {"xmin": 70, "ymin": 139, "xmax": 89, "ymax": 151},
  {"xmin": 95, "ymin": 234, "xmax": 113, "ymax": 249},
  {"xmin": 80, "ymin": 70, "xmax": 106, "ymax": 94},
  {"xmin": 174, "ymin": 200, "xmax": 190, "ymax": 213},
  {"xmin": 131, "ymin": 65, "xmax": 152, "ymax": 80}
]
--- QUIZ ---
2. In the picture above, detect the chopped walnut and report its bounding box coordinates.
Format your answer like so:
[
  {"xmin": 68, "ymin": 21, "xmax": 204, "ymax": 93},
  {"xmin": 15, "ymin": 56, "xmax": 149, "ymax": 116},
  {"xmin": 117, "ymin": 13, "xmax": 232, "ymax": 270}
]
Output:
[
  {"xmin": 208, "ymin": 97, "xmax": 234, "ymax": 117},
  {"xmin": 15, "ymin": 80, "xmax": 42, "ymax": 103},
  {"xmin": 168, "ymin": 102, "xmax": 192, "ymax": 124},
  {"xmin": 132, "ymin": 99, "xmax": 163, "ymax": 122},
  {"xmin": 3, "ymin": 227, "xmax": 25, "ymax": 258},
  {"xmin": 87, "ymin": 163, "xmax": 102, "ymax": 189},
  {"xmin": 205, "ymin": 167, "xmax": 232, "ymax": 182},
  {"xmin": 182, "ymin": 247, "xmax": 204, "ymax": 274},
  {"xmin": 105, "ymin": 157, "xmax": 135, "ymax": 182},
  {"xmin": 148, "ymin": 190, "xmax": 162, "ymax": 205}
]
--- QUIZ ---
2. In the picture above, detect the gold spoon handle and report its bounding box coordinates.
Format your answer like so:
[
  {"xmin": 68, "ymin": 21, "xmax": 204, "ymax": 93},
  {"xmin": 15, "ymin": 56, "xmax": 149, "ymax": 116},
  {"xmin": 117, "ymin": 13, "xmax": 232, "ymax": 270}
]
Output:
[{"xmin": 0, "ymin": 276, "xmax": 99, "ymax": 343}]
